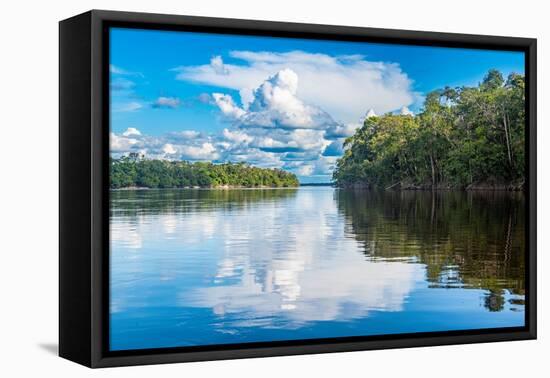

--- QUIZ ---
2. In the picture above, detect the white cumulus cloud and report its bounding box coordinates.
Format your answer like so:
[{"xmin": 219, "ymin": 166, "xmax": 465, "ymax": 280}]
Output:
[
  {"xmin": 223, "ymin": 128, "xmax": 253, "ymax": 144},
  {"xmin": 110, "ymin": 127, "xmax": 219, "ymax": 162},
  {"xmin": 162, "ymin": 143, "xmax": 177, "ymax": 155},
  {"xmin": 174, "ymin": 51, "xmax": 419, "ymax": 123},
  {"xmin": 112, "ymin": 51, "xmax": 417, "ymax": 181},
  {"xmin": 179, "ymin": 142, "xmax": 219, "ymax": 161},
  {"xmin": 207, "ymin": 69, "xmax": 345, "ymax": 179},
  {"xmin": 212, "ymin": 93, "xmax": 246, "ymax": 119},
  {"xmin": 212, "ymin": 69, "xmax": 339, "ymax": 131},
  {"xmin": 122, "ymin": 127, "xmax": 141, "ymax": 137},
  {"xmin": 110, "ymin": 132, "xmax": 140, "ymax": 153}
]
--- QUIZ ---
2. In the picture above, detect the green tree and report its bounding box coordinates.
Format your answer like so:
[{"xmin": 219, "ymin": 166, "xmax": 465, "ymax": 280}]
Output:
[
  {"xmin": 333, "ymin": 69, "xmax": 525, "ymax": 190},
  {"xmin": 110, "ymin": 158, "xmax": 299, "ymax": 189}
]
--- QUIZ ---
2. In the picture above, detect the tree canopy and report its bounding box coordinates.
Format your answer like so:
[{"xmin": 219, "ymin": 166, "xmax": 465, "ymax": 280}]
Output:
[
  {"xmin": 333, "ymin": 70, "xmax": 525, "ymax": 189},
  {"xmin": 110, "ymin": 154, "xmax": 299, "ymax": 189}
]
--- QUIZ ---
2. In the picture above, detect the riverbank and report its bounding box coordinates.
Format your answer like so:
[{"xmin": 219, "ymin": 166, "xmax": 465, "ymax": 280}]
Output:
[
  {"xmin": 112, "ymin": 182, "xmax": 525, "ymax": 191},
  {"xmin": 111, "ymin": 185, "xmax": 300, "ymax": 190}
]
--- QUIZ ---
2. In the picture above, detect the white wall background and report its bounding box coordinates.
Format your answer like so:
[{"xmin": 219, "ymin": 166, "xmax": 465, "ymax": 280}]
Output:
[{"xmin": 0, "ymin": 0, "xmax": 546, "ymax": 376}]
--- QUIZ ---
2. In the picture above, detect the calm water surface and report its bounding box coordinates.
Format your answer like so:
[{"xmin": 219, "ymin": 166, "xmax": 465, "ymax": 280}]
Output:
[{"xmin": 110, "ymin": 187, "xmax": 525, "ymax": 351}]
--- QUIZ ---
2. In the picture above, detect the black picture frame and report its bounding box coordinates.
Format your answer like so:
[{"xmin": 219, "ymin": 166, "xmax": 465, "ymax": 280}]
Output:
[{"xmin": 59, "ymin": 9, "xmax": 537, "ymax": 368}]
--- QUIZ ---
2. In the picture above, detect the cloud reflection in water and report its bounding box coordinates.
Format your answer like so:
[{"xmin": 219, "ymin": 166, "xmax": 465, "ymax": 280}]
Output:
[{"xmin": 174, "ymin": 188, "xmax": 424, "ymax": 328}]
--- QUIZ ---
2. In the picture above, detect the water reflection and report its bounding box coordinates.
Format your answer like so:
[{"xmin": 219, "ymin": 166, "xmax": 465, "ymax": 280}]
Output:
[
  {"xmin": 110, "ymin": 188, "xmax": 525, "ymax": 350},
  {"xmin": 110, "ymin": 188, "xmax": 299, "ymax": 217},
  {"xmin": 336, "ymin": 190, "xmax": 525, "ymax": 312}
]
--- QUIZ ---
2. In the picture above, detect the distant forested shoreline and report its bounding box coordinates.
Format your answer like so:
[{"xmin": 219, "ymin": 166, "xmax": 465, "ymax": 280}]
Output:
[
  {"xmin": 333, "ymin": 70, "xmax": 526, "ymax": 191},
  {"xmin": 110, "ymin": 156, "xmax": 299, "ymax": 189}
]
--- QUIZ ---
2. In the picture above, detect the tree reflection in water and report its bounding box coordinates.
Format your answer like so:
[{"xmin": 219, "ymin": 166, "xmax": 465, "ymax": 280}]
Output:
[
  {"xmin": 111, "ymin": 188, "xmax": 299, "ymax": 217},
  {"xmin": 335, "ymin": 189, "xmax": 525, "ymax": 312}
]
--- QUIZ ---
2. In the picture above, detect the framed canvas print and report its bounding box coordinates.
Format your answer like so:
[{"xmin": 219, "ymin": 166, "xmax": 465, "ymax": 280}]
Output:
[{"xmin": 59, "ymin": 10, "xmax": 536, "ymax": 368}]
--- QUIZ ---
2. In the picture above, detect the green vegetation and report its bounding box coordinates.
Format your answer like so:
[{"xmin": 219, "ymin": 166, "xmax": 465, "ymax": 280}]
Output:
[
  {"xmin": 333, "ymin": 70, "xmax": 525, "ymax": 190},
  {"xmin": 110, "ymin": 154, "xmax": 299, "ymax": 189}
]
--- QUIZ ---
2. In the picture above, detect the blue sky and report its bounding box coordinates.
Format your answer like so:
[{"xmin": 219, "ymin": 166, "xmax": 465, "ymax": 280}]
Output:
[{"xmin": 110, "ymin": 27, "xmax": 524, "ymax": 183}]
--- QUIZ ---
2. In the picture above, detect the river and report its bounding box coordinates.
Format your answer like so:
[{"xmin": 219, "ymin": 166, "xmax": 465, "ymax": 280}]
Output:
[{"xmin": 110, "ymin": 187, "xmax": 525, "ymax": 351}]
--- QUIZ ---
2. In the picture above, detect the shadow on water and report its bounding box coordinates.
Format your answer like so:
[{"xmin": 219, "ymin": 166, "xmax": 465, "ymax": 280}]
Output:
[{"xmin": 335, "ymin": 189, "xmax": 525, "ymax": 312}]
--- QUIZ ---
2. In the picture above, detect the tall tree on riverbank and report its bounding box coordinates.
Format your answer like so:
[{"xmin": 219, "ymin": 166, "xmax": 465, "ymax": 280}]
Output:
[{"xmin": 333, "ymin": 69, "xmax": 525, "ymax": 189}]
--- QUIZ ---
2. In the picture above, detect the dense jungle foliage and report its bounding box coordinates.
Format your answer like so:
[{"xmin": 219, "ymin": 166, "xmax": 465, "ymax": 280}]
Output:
[
  {"xmin": 333, "ymin": 70, "xmax": 525, "ymax": 189},
  {"xmin": 110, "ymin": 155, "xmax": 299, "ymax": 189}
]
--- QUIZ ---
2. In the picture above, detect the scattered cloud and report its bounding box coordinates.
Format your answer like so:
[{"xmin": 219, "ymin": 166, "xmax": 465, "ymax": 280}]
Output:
[
  {"xmin": 294, "ymin": 164, "xmax": 314, "ymax": 176},
  {"xmin": 162, "ymin": 143, "xmax": 177, "ymax": 155},
  {"xmin": 210, "ymin": 55, "xmax": 229, "ymax": 75},
  {"xmin": 206, "ymin": 69, "xmax": 345, "ymax": 180},
  {"xmin": 223, "ymin": 128, "xmax": 253, "ymax": 145},
  {"xmin": 111, "ymin": 127, "xmax": 220, "ymax": 162},
  {"xmin": 169, "ymin": 130, "xmax": 202, "ymax": 140},
  {"xmin": 152, "ymin": 96, "xmax": 181, "ymax": 109},
  {"xmin": 122, "ymin": 127, "xmax": 141, "ymax": 137},
  {"xmin": 174, "ymin": 50, "xmax": 419, "ymax": 123},
  {"xmin": 110, "ymin": 64, "xmax": 143, "ymax": 77},
  {"xmin": 215, "ymin": 69, "xmax": 338, "ymax": 131},
  {"xmin": 110, "ymin": 66, "xmax": 143, "ymax": 113},
  {"xmin": 110, "ymin": 132, "xmax": 140, "ymax": 153},
  {"xmin": 112, "ymin": 102, "xmax": 143, "ymax": 113},
  {"xmin": 179, "ymin": 142, "xmax": 219, "ymax": 161},
  {"xmin": 110, "ymin": 64, "xmax": 128, "ymax": 75},
  {"xmin": 110, "ymin": 67, "xmax": 363, "ymax": 181},
  {"xmin": 112, "ymin": 51, "xmax": 421, "ymax": 181},
  {"xmin": 197, "ymin": 93, "xmax": 213, "ymax": 104},
  {"xmin": 212, "ymin": 93, "xmax": 246, "ymax": 119},
  {"xmin": 110, "ymin": 78, "xmax": 135, "ymax": 91},
  {"xmin": 323, "ymin": 140, "xmax": 345, "ymax": 156},
  {"xmin": 325, "ymin": 123, "xmax": 361, "ymax": 139}
]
